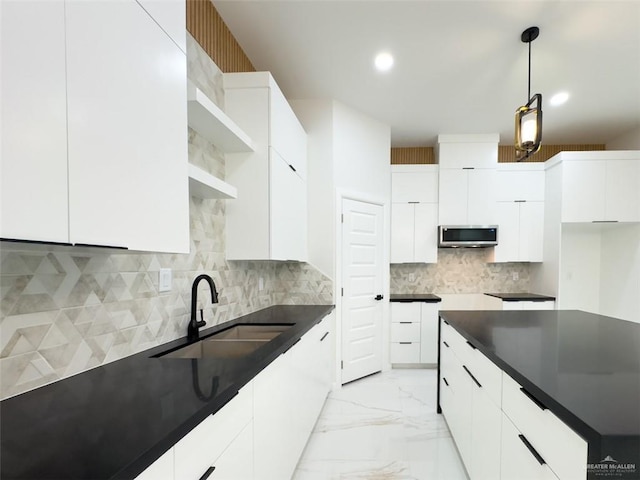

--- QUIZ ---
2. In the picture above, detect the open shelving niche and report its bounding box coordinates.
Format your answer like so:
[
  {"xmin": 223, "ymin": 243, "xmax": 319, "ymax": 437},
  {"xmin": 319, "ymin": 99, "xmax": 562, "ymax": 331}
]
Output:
[{"xmin": 186, "ymin": 80, "xmax": 254, "ymax": 199}]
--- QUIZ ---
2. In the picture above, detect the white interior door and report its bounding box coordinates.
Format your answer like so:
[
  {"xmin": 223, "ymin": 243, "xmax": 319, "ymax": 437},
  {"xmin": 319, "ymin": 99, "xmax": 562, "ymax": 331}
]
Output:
[{"xmin": 341, "ymin": 198, "xmax": 384, "ymax": 384}]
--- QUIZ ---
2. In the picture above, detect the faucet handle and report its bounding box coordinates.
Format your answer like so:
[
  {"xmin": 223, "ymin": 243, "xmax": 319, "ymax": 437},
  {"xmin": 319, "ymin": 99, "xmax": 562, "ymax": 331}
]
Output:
[{"xmin": 197, "ymin": 308, "xmax": 206, "ymax": 328}]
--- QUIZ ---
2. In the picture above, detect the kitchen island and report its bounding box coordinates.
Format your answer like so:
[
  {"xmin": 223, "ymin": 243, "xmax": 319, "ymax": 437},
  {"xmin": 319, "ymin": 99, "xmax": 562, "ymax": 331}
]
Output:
[
  {"xmin": 438, "ymin": 310, "xmax": 640, "ymax": 480},
  {"xmin": 0, "ymin": 304, "xmax": 334, "ymax": 480}
]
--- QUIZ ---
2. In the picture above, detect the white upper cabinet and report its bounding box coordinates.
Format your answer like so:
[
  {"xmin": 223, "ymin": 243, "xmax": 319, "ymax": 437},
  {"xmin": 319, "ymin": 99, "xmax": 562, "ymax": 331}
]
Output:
[
  {"xmin": 1, "ymin": 0, "xmax": 189, "ymax": 253},
  {"xmin": 391, "ymin": 166, "xmax": 438, "ymax": 203},
  {"xmin": 391, "ymin": 165, "xmax": 438, "ymax": 263},
  {"xmin": 556, "ymin": 152, "xmax": 640, "ymax": 223},
  {"xmin": 1, "ymin": 0, "xmax": 69, "ymax": 243},
  {"xmin": 135, "ymin": 0, "xmax": 186, "ymax": 53},
  {"xmin": 437, "ymin": 135, "xmax": 499, "ymax": 225},
  {"xmin": 493, "ymin": 163, "xmax": 545, "ymax": 262},
  {"xmin": 66, "ymin": 0, "xmax": 189, "ymax": 252},
  {"xmin": 223, "ymin": 72, "xmax": 308, "ymax": 261}
]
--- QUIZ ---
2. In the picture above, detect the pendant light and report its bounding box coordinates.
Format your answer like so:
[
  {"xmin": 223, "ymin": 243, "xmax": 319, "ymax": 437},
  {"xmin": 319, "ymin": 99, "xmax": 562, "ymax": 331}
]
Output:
[{"xmin": 515, "ymin": 26, "xmax": 543, "ymax": 160}]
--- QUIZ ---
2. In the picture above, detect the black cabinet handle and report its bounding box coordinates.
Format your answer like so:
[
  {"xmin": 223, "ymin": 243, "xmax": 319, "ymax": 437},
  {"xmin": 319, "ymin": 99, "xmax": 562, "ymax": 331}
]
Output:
[
  {"xmin": 520, "ymin": 387, "xmax": 547, "ymax": 410},
  {"xmin": 199, "ymin": 466, "xmax": 216, "ymax": 480},
  {"xmin": 320, "ymin": 332, "xmax": 329, "ymax": 342},
  {"xmin": 375, "ymin": 294, "xmax": 384, "ymax": 301},
  {"xmin": 518, "ymin": 434, "xmax": 546, "ymax": 465},
  {"xmin": 443, "ymin": 341, "xmax": 450, "ymax": 348},
  {"xmin": 399, "ymin": 342, "xmax": 412, "ymax": 345},
  {"xmin": 462, "ymin": 365, "xmax": 482, "ymax": 388},
  {"xmin": 399, "ymin": 321, "xmax": 412, "ymax": 324},
  {"xmin": 443, "ymin": 320, "xmax": 449, "ymax": 325},
  {"xmin": 466, "ymin": 341, "xmax": 477, "ymax": 350},
  {"xmin": 443, "ymin": 377, "xmax": 449, "ymax": 387},
  {"xmin": 289, "ymin": 164, "xmax": 297, "ymax": 172},
  {"xmin": 462, "ymin": 167, "xmax": 475, "ymax": 170}
]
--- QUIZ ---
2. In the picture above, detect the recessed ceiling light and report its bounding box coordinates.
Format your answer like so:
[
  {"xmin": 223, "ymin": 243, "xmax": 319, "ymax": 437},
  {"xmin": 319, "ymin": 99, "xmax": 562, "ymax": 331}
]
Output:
[
  {"xmin": 550, "ymin": 92, "xmax": 569, "ymax": 106},
  {"xmin": 374, "ymin": 52, "xmax": 394, "ymax": 72}
]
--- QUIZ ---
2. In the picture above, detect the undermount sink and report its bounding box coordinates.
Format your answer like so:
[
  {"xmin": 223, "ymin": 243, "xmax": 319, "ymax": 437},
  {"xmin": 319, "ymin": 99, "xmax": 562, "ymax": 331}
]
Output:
[{"xmin": 158, "ymin": 323, "xmax": 294, "ymax": 360}]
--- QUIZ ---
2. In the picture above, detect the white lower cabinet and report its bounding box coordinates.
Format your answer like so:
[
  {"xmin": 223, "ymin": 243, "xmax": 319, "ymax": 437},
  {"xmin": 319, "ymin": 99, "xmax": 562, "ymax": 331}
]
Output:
[
  {"xmin": 212, "ymin": 420, "xmax": 254, "ymax": 479},
  {"xmin": 439, "ymin": 319, "xmax": 587, "ymax": 480},
  {"xmin": 134, "ymin": 448, "xmax": 174, "ymax": 480},
  {"xmin": 254, "ymin": 313, "xmax": 333, "ymax": 479},
  {"xmin": 501, "ymin": 300, "xmax": 555, "ymax": 311},
  {"xmin": 390, "ymin": 302, "xmax": 439, "ymax": 365},
  {"xmin": 501, "ymin": 413, "xmax": 560, "ymax": 480},
  {"xmin": 136, "ymin": 313, "xmax": 334, "ymax": 480}
]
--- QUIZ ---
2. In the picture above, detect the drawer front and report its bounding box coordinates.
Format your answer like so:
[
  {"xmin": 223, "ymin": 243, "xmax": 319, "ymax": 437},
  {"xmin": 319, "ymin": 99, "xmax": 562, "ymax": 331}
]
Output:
[
  {"xmin": 174, "ymin": 382, "xmax": 253, "ymax": 479},
  {"xmin": 390, "ymin": 321, "xmax": 421, "ymax": 342},
  {"xmin": 390, "ymin": 342, "xmax": 421, "ymax": 363},
  {"xmin": 501, "ymin": 412, "xmax": 560, "ymax": 480},
  {"xmin": 390, "ymin": 302, "xmax": 421, "ymax": 322},
  {"xmin": 442, "ymin": 321, "xmax": 472, "ymax": 365},
  {"xmin": 502, "ymin": 373, "xmax": 587, "ymax": 480},
  {"xmin": 467, "ymin": 346, "xmax": 502, "ymax": 408}
]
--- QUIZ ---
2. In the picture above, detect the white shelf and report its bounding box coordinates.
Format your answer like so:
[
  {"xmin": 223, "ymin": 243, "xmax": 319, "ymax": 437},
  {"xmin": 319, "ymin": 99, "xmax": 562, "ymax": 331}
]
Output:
[
  {"xmin": 187, "ymin": 82, "xmax": 254, "ymax": 153},
  {"xmin": 188, "ymin": 164, "xmax": 237, "ymax": 199}
]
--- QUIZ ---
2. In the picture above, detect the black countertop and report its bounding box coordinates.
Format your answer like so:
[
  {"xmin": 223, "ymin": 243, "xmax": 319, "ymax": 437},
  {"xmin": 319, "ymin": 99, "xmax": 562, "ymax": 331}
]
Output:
[
  {"xmin": 484, "ymin": 292, "xmax": 556, "ymax": 301},
  {"xmin": 390, "ymin": 293, "xmax": 442, "ymax": 303},
  {"xmin": 439, "ymin": 310, "xmax": 640, "ymax": 471},
  {"xmin": 0, "ymin": 304, "xmax": 334, "ymax": 480}
]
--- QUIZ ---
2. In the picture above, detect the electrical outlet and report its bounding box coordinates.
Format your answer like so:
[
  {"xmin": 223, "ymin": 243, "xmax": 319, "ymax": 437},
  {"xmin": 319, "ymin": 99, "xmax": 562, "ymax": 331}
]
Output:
[
  {"xmin": 408, "ymin": 273, "xmax": 416, "ymax": 282},
  {"xmin": 159, "ymin": 268, "xmax": 172, "ymax": 292},
  {"xmin": 259, "ymin": 277, "xmax": 264, "ymax": 291},
  {"xmin": 512, "ymin": 272, "xmax": 519, "ymax": 281}
]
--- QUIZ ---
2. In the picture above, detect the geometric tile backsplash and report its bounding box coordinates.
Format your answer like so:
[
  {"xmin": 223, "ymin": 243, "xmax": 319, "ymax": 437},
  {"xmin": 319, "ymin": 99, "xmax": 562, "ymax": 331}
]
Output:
[
  {"xmin": 0, "ymin": 34, "xmax": 332, "ymax": 400},
  {"xmin": 391, "ymin": 248, "xmax": 532, "ymax": 294}
]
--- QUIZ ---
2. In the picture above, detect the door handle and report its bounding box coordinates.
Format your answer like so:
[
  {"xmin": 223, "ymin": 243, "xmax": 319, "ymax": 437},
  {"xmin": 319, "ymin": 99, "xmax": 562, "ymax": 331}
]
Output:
[{"xmin": 374, "ymin": 294, "xmax": 384, "ymax": 301}]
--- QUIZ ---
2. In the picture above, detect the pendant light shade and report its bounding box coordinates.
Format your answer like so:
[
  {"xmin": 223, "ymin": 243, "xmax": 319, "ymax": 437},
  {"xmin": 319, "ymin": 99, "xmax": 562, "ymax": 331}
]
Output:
[{"xmin": 515, "ymin": 27, "xmax": 543, "ymax": 160}]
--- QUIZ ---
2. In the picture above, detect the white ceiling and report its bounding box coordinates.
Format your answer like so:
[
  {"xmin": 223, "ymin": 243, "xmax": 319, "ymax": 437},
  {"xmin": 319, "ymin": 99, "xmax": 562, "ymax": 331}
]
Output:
[{"xmin": 213, "ymin": 0, "xmax": 640, "ymax": 147}]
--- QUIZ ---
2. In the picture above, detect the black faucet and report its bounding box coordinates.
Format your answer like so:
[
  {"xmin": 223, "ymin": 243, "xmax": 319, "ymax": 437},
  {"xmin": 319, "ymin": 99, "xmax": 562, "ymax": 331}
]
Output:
[{"xmin": 188, "ymin": 274, "xmax": 219, "ymax": 341}]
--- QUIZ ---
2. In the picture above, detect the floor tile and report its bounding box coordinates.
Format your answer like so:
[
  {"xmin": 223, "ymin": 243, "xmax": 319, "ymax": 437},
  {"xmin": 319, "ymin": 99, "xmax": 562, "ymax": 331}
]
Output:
[{"xmin": 293, "ymin": 369, "xmax": 467, "ymax": 480}]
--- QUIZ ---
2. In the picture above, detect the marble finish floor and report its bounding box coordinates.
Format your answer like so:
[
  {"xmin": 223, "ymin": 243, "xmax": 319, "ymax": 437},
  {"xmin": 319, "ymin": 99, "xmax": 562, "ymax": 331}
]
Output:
[{"xmin": 293, "ymin": 369, "xmax": 468, "ymax": 480}]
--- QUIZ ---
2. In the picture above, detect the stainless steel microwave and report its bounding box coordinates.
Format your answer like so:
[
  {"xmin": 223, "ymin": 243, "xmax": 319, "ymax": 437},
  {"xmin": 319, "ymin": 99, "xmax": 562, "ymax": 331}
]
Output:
[{"xmin": 438, "ymin": 225, "xmax": 498, "ymax": 248}]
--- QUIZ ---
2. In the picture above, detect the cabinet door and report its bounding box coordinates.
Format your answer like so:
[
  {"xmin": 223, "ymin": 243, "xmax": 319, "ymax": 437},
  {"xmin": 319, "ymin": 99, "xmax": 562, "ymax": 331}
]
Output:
[
  {"xmin": 391, "ymin": 169, "xmax": 438, "ymax": 203},
  {"xmin": 135, "ymin": 449, "xmax": 174, "ymax": 480},
  {"xmin": 270, "ymin": 84, "xmax": 307, "ymax": 180},
  {"xmin": 561, "ymin": 160, "xmax": 606, "ymax": 222},
  {"xmin": 254, "ymin": 353, "xmax": 298, "ymax": 480},
  {"xmin": 390, "ymin": 204, "xmax": 415, "ymax": 263},
  {"xmin": 420, "ymin": 303, "xmax": 439, "ymax": 363},
  {"xmin": 66, "ymin": 0, "xmax": 188, "ymax": 252},
  {"xmin": 270, "ymin": 149, "xmax": 307, "ymax": 261},
  {"xmin": 493, "ymin": 202, "xmax": 520, "ymax": 262},
  {"xmin": 1, "ymin": 0, "xmax": 69, "ymax": 243},
  {"xmin": 470, "ymin": 384, "xmax": 502, "ymax": 480},
  {"xmin": 467, "ymin": 169, "xmax": 497, "ymax": 225},
  {"xmin": 497, "ymin": 169, "xmax": 545, "ymax": 202},
  {"xmin": 519, "ymin": 201, "xmax": 544, "ymax": 262},
  {"xmin": 606, "ymin": 159, "xmax": 640, "ymax": 222},
  {"xmin": 135, "ymin": 0, "xmax": 186, "ymax": 53},
  {"xmin": 439, "ymin": 169, "xmax": 469, "ymax": 225},
  {"xmin": 414, "ymin": 203, "xmax": 438, "ymax": 263},
  {"xmin": 210, "ymin": 421, "xmax": 253, "ymax": 480}
]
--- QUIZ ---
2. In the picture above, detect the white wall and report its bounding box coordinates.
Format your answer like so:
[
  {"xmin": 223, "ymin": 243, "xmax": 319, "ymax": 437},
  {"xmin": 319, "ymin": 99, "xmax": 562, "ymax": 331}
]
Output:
[
  {"xmin": 606, "ymin": 126, "xmax": 640, "ymax": 150},
  {"xmin": 332, "ymin": 102, "xmax": 391, "ymax": 201},
  {"xmin": 600, "ymin": 224, "xmax": 640, "ymax": 323},
  {"xmin": 290, "ymin": 99, "xmax": 335, "ymax": 279}
]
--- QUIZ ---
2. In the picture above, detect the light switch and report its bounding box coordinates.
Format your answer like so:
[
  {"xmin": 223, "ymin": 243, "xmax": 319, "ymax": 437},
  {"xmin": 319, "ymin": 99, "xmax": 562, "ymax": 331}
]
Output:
[{"xmin": 159, "ymin": 268, "xmax": 172, "ymax": 292}]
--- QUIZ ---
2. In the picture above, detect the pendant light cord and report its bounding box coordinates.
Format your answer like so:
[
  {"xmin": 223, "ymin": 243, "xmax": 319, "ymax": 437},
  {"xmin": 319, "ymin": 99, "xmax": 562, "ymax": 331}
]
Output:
[{"xmin": 527, "ymin": 40, "xmax": 532, "ymax": 101}]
